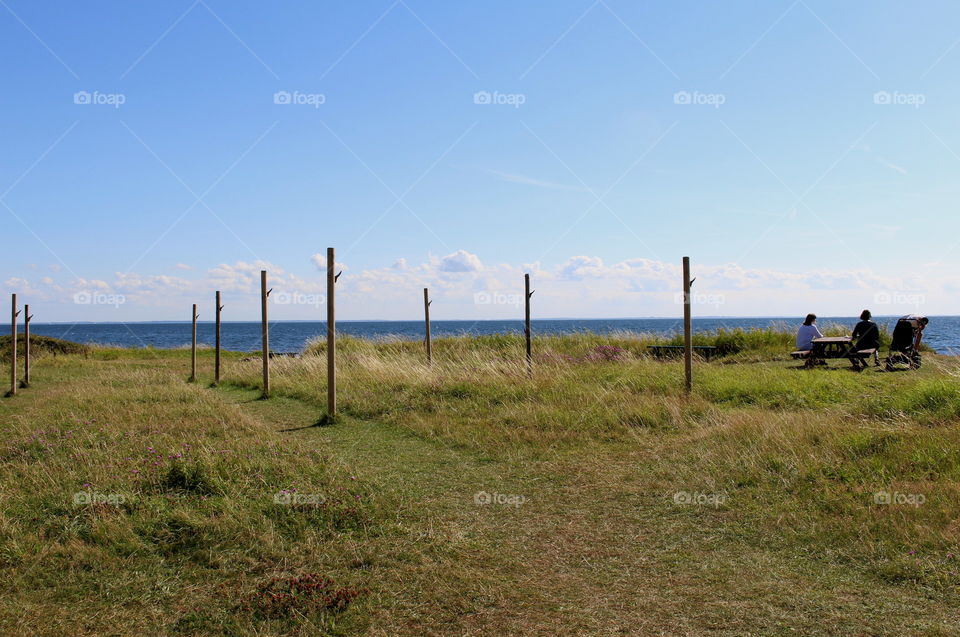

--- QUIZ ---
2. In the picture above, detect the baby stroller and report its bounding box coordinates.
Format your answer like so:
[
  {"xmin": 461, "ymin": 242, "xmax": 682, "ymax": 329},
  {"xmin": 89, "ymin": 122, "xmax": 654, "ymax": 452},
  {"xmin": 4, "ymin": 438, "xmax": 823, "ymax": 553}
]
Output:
[{"xmin": 885, "ymin": 315, "xmax": 928, "ymax": 371}]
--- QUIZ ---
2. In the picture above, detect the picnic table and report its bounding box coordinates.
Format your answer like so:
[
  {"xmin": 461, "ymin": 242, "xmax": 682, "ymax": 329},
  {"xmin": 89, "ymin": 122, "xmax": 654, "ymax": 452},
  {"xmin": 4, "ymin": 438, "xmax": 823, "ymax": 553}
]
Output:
[
  {"xmin": 648, "ymin": 345, "xmax": 718, "ymax": 361},
  {"xmin": 791, "ymin": 336, "xmax": 877, "ymax": 370}
]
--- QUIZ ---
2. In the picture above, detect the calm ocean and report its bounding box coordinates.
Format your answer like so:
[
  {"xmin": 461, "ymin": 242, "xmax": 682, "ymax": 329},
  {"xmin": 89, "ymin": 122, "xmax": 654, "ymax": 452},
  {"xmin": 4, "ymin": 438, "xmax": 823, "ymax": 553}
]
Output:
[{"xmin": 22, "ymin": 316, "xmax": 960, "ymax": 355}]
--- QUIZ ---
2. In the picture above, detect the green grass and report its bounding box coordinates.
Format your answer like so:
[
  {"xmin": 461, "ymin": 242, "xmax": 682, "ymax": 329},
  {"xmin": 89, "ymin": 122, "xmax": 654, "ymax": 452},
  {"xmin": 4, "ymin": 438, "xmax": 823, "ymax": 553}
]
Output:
[
  {"xmin": 0, "ymin": 331, "xmax": 958, "ymax": 635},
  {"xmin": 0, "ymin": 334, "xmax": 91, "ymax": 361}
]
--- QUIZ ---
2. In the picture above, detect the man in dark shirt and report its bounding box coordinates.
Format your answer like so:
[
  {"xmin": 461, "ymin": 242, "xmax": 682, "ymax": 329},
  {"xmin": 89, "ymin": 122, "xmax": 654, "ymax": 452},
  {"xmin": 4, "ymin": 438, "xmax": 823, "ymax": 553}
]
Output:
[{"xmin": 852, "ymin": 309, "xmax": 881, "ymax": 366}]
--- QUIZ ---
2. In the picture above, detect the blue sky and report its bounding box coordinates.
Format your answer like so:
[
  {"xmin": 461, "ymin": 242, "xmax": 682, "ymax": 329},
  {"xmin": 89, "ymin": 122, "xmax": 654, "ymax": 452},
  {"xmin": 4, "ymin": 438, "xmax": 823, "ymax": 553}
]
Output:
[{"xmin": 3, "ymin": 0, "xmax": 960, "ymax": 321}]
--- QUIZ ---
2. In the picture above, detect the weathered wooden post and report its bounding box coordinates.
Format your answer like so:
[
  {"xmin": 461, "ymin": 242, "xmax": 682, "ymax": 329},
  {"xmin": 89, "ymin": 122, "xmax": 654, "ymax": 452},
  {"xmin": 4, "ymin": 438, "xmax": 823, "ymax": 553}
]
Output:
[
  {"xmin": 214, "ymin": 291, "xmax": 223, "ymax": 385},
  {"xmin": 23, "ymin": 304, "xmax": 32, "ymax": 388},
  {"xmin": 326, "ymin": 247, "xmax": 339, "ymax": 418},
  {"xmin": 524, "ymin": 274, "xmax": 533, "ymax": 378},
  {"xmin": 261, "ymin": 270, "xmax": 270, "ymax": 398},
  {"xmin": 190, "ymin": 304, "xmax": 198, "ymax": 382},
  {"xmin": 9, "ymin": 294, "xmax": 19, "ymax": 396},
  {"xmin": 683, "ymin": 256, "xmax": 692, "ymax": 392},
  {"xmin": 423, "ymin": 287, "xmax": 432, "ymax": 364}
]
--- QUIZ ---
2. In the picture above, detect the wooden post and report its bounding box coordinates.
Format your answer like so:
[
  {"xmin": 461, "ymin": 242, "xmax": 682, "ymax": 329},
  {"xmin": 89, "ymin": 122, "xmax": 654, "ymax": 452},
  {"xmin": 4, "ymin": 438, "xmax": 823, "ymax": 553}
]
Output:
[
  {"xmin": 215, "ymin": 291, "xmax": 222, "ymax": 385},
  {"xmin": 261, "ymin": 270, "xmax": 270, "ymax": 397},
  {"xmin": 524, "ymin": 274, "xmax": 533, "ymax": 378},
  {"xmin": 9, "ymin": 294, "xmax": 19, "ymax": 396},
  {"xmin": 190, "ymin": 304, "xmax": 198, "ymax": 382},
  {"xmin": 683, "ymin": 256, "xmax": 692, "ymax": 392},
  {"xmin": 423, "ymin": 287, "xmax": 432, "ymax": 364},
  {"xmin": 23, "ymin": 304, "xmax": 32, "ymax": 388},
  {"xmin": 326, "ymin": 247, "xmax": 338, "ymax": 417}
]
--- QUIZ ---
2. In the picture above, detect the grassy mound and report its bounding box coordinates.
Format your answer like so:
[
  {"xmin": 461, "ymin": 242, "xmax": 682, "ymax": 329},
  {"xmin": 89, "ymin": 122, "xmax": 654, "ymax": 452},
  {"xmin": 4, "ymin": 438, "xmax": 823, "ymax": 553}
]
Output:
[{"xmin": 0, "ymin": 334, "xmax": 90, "ymax": 361}]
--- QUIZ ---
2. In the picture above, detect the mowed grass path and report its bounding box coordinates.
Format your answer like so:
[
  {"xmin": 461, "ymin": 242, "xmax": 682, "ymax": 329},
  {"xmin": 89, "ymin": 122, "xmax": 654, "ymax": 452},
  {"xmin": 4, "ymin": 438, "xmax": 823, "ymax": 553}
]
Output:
[{"xmin": 1, "ymin": 341, "xmax": 958, "ymax": 635}]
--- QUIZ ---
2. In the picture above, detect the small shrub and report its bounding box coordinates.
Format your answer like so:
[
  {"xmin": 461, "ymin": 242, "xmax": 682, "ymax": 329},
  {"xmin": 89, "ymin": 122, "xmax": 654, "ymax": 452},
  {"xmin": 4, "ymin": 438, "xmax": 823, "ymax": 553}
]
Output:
[{"xmin": 160, "ymin": 462, "xmax": 218, "ymax": 495}]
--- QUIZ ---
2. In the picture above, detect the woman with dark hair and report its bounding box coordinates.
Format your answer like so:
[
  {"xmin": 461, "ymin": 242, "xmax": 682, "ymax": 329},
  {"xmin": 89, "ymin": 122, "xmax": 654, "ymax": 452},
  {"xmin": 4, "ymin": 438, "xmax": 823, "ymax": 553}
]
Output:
[
  {"xmin": 796, "ymin": 313, "xmax": 823, "ymax": 351},
  {"xmin": 852, "ymin": 309, "xmax": 881, "ymax": 366}
]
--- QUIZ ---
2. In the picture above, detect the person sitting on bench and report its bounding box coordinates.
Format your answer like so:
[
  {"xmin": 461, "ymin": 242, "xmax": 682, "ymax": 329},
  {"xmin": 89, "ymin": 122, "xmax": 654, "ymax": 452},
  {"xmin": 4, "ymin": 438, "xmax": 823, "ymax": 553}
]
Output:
[
  {"xmin": 796, "ymin": 313, "xmax": 823, "ymax": 352},
  {"xmin": 851, "ymin": 309, "xmax": 880, "ymax": 366}
]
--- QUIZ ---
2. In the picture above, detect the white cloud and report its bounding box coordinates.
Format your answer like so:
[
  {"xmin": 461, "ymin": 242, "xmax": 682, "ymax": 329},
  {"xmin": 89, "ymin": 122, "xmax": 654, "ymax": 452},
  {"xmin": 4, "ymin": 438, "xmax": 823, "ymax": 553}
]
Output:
[
  {"xmin": 10, "ymin": 251, "xmax": 959, "ymax": 321},
  {"xmin": 208, "ymin": 261, "xmax": 284, "ymax": 292},
  {"xmin": 174, "ymin": 263, "xmax": 193, "ymax": 271},
  {"xmin": 437, "ymin": 250, "xmax": 483, "ymax": 273},
  {"xmin": 4, "ymin": 277, "xmax": 31, "ymax": 290},
  {"xmin": 559, "ymin": 255, "xmax": 606, "ymax": 280},
  {"xmin": 483, "ymin": 169, "xmax": 586, "ymax": 192},
  {"xmin": 876, "ymin": 157, "xmax": 908, "ymax": 176},
  {"xmin": 311, "ymin": 253, "xmax": 347, "ymax": 273}
]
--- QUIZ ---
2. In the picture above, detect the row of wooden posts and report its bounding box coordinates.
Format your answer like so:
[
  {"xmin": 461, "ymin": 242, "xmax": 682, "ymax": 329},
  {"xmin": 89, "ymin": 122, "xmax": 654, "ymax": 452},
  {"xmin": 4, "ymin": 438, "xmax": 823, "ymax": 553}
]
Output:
[
  {"xmin": 187, "ymin": 249, "xmax": 341, "ymax": 412},
  {"xmin": 6, "ymin": 253, "xmax": 696, "ymax": 405}
]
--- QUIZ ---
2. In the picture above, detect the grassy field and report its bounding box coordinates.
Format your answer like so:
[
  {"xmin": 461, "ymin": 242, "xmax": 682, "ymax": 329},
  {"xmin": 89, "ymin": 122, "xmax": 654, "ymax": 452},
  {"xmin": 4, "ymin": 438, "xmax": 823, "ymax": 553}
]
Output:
[{"xmin": 1, "ymin": 330, "xmax": 958, "ymax": 636}]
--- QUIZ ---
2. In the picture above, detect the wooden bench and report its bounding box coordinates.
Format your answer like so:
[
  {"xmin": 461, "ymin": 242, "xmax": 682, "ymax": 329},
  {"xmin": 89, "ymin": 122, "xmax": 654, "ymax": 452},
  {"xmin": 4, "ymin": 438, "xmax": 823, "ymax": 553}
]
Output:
[
  {"xmin": 792, "ymin": 346, "xmax": 878, "ymax": 369},
  {"xmin": 848, "ymin": 348, "xmax": 878, "ymax": 370},
  {"xmin": 648, "ymin": 345, "xmax": 718, "ymax": 361}
]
